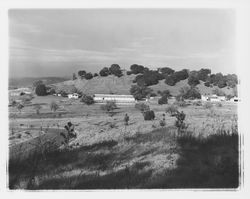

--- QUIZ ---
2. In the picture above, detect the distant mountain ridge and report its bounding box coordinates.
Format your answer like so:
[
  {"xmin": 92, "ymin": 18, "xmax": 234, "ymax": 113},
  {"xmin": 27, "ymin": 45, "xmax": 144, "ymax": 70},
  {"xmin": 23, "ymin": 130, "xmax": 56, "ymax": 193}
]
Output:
[{"xmin": 9, "ymin": 76, "xmax": 70, "ymax": 89}]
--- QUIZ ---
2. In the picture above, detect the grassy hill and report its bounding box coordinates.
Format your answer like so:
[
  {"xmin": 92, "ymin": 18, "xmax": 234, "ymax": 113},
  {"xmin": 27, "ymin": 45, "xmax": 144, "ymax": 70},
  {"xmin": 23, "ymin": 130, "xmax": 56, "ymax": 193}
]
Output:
[{"xmin": 52, "ymin": 74, "xmax": 235, "ymax": 96}]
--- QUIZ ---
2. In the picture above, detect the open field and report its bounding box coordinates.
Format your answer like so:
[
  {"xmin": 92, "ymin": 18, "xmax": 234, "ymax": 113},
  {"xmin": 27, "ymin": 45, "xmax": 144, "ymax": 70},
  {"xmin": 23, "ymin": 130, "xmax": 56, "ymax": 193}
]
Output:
[{"xmin": 8, "ymin": 95, "xmax": 239, "ymax": 189}]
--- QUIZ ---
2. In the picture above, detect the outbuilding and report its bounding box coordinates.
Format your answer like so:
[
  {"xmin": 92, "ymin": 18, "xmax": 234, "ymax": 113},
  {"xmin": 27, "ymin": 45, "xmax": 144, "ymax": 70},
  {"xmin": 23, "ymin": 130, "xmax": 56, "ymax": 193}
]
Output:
[{"xmin": 93, "ymin": 94, "xmax": 136, "ymax": 105}]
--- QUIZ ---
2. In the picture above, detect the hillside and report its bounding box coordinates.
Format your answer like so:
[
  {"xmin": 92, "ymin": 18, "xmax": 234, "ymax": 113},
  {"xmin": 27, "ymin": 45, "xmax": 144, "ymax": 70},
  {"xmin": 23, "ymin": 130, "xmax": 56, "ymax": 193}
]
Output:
[{"xmin": 52, "ymin": 74, "xmax": 236, "ymax": 97}]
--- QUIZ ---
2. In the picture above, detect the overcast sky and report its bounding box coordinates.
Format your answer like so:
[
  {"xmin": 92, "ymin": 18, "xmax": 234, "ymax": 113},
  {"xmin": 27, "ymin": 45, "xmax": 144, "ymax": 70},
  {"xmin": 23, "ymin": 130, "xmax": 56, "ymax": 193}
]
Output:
[{"xmin": 9, "ymin": 9, "xmax": 236, "ymax": 78}]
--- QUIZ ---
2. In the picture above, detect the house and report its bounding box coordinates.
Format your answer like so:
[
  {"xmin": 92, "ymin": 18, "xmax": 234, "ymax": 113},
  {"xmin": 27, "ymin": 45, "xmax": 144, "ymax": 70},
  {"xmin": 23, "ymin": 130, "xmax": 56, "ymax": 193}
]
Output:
[
  {"xmin": 201, "ymin": 94, "xmax": 225, "ymax": 102},
  {"xmin": 93, "ymin": 94, "xmax": 136, "ymax": 104},
  {"xmin": 68, "ymin": 93, "xmax": 80, "ymax": 99}
]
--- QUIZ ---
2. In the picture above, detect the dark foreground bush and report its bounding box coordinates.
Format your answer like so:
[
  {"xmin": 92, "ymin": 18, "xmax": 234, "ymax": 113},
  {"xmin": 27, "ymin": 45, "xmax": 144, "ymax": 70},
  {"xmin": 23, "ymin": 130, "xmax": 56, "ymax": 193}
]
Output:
[
  {"xmin": 143, "ymin": 110, "xmax": 155, "ymax": 121},
  {"xmin": 147, "ymin": 132, "xmax": 239, "ymax": 188}
]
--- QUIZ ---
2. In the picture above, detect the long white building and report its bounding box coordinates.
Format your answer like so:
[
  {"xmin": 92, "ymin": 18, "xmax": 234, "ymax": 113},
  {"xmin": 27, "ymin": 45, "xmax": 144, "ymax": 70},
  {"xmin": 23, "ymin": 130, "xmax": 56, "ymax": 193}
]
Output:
[{"xmin": 93, "ymin": 94, "xmax": 136, "ymax": 105}]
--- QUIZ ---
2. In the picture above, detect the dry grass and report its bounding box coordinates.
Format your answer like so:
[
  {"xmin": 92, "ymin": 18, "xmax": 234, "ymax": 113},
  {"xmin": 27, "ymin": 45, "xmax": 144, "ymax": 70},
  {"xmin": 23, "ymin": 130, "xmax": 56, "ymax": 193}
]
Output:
[{"xmin": 8, "ymin": 97, "xmax": 238, "ymax": 189}]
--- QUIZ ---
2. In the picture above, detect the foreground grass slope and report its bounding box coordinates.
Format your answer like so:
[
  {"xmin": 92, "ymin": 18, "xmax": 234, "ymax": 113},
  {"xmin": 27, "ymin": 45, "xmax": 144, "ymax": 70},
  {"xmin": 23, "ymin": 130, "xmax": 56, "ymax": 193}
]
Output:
[{"xmin": 9, "ymin": 128, "xmax": 239, "ymax": 189}]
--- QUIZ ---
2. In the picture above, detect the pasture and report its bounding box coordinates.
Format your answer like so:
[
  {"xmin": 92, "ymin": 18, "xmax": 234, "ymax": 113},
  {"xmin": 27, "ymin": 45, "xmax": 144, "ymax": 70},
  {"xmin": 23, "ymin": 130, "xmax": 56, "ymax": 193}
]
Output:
[{"xmin": 8, "ymin": 95, "xmax": 239, "ymax": 189}]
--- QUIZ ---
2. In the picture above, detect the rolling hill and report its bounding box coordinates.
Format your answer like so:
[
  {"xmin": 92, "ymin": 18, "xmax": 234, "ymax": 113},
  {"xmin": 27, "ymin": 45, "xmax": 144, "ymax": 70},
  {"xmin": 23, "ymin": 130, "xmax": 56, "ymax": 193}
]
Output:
[{"xmin": 52, "ymin": 74, "xmax": 236, "ymax": 97}]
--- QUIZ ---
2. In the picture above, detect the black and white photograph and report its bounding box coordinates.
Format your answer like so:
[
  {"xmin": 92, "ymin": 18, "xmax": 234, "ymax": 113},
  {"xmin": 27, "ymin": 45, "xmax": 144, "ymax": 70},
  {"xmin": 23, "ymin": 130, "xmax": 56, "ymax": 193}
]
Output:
[{"xmin": 1, "ymin": 0, "xmax": 250, "ymax": 194}]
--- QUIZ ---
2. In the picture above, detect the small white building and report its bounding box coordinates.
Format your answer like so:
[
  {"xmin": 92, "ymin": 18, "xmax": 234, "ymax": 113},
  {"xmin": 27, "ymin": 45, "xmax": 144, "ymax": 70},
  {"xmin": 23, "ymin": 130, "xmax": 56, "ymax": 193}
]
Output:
[
  {"xmin": 93, "ymin": 94, "xmax": 136, "ymax": 105},
  {"xmin": 68, "ymin": 93, "xmax": 80, "ymax": 99},
  {"xmin": 201, "ymin": 94, "xmax": 225, "ymax": 102}
]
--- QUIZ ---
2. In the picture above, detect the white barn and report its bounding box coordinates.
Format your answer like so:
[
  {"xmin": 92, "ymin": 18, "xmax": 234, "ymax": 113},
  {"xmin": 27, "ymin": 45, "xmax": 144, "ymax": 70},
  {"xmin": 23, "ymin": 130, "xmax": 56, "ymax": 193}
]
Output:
[
  {"xmin": 93, "ymin": 94, "xmax": 136, "ymax": 105},
  {"xmin": 201, "ymin": 94, "xmax": 226, "ymax": 102}
]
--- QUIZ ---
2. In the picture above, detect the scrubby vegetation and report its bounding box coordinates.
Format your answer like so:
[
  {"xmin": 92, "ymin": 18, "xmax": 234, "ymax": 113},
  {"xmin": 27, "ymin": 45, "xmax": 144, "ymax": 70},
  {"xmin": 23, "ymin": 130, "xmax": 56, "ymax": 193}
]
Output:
[{"xmin": 81, "ymin": 95, "xmax": 94, "ymax": 105}]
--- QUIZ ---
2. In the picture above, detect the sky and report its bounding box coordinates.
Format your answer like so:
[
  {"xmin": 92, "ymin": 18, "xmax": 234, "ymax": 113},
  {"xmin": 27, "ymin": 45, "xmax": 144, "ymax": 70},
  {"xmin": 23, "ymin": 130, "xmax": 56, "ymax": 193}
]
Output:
[{"xmin": 9, "ymin": 9, "xmax": 236, "ymax": 78}]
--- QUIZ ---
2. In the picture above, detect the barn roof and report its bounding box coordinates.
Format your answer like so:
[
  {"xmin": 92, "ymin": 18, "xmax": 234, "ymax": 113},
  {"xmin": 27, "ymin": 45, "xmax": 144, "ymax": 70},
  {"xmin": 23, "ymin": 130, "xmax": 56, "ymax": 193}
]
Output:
[{"xmin": 94, "ymin": 94, "xmax": 134, "ymax": 98}]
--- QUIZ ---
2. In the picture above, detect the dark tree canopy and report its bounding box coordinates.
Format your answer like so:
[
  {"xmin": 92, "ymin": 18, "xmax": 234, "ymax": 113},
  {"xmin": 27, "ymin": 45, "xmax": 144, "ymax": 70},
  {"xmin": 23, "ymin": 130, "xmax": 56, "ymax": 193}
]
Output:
[
  {"xmin": 99, "ymin": 67, "xmax": 110, "ymax": 77},
  {"xmin": 188, "ymin": 72, "xmax": 200, "ymax": 87},
  {"xmin": 197, "ymin": 68, "xmax": 211, "ymax": 81},
  {"xmin": 178, "ymin": 87, "xmax": 201, "ymax": 100},
  {"xmin": 35, "ymin": 84, "xmax": 47, "ymax": 96},
  {"xmin": 165, "ymin": 75, "xmax": 176, "ymax": 86},
  {"xmin": 78, "ymin": 70, "xmax": 86, "ymax": 77},
  {"xmin": 109, "ymin": 64, "xmax": 123, "ymax": 77},
  {"xmin": 85, "ymin": 73, "xmax": 93, "ymax": 80},
  {"xmin": 160, "ymin": 67, "xmax": 175, "ymax": 75},
  {"xmin": 130, "ymin": 64, "xmax": 145, "ymax": 74},
  {"xmin": 130, "ymin": 85, "xmax": 152, "ymax": 100}
]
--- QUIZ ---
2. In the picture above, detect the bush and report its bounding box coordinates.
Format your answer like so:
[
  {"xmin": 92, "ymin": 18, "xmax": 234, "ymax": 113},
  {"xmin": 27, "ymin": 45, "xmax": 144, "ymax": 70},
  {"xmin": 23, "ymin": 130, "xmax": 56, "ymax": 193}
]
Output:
[
  {"xmin": 174, "ymin": 100, "xmax": 188, "ymax": 107},
  {"xmin": 192, "ymin": 101, "xmax": 202, "ymax": 106},
  {"xmin": 94, "ymin": 73, "xmax": 99, "ymax": 77},
  {"xmin": 81, "ymin": 95, "xmax": 94, "ymax": 105},
  {"xmin": 203, "ymin": 102, "xmax": 213, "ymax": 109},
  {"xmin": 135, "ymin": 103, "xmax": 150, "ymax": 112},
  {"xmin": 158, "ymin": 96, "xmax": 168, "ymax": 105},
  {"xmin": 143, "ymin": 110, "xmax": 155, "ymax": 121},
  {"xmin": 35, "ymin": 84, "xmax": 47, "ymax": 96},
  {"xmin": 216, "ymin": 102, "xmax": 223, "ymax": 107},
  {"xmin": 100, "ymin": 101, "xmax": 117, "ymax": 113},
  {"xmin": 50, "ymin": 101, "xmax": 59, "ymax": 112},
  {"xmin": 166, "ymin": 105, "xmax": 178, "ymax": 116}
]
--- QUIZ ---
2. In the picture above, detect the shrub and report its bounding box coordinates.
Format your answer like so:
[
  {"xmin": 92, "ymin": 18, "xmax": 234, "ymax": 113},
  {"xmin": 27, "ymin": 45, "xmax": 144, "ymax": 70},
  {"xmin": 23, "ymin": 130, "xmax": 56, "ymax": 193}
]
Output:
[
  {"xmin": 35, "ymin": 84, "xmax": 47, "ymax": 96},
  {"xmin": 192, "ymin": 101, "xmax": 202, "ymax": 106},
  {"xmin": 203, "ymin": 102, "xmax": 213, "ymax": 109},
  {"xmin": 143, "ymin": 110, "xmax": 155, "ymax": 121},
  {"xmin": 158, "ymin": 96, "xmax": 168, "ymax": 105},
  {"xmin": 174, "ymin": 100, "xmax": 188, "ymax": 107},
  {"xmin": 166, "ymin": 105, "xmax": 178, "ymax": 116},
  {"xmin": 81, "ymin": 95, "xmax": 94, "ymax": 105},
  {"xmin": 34, "ymin": 104, "xmax": 42, "ymax": 115},
  {"xmin": 16, "ymin": 103, "xmax": 24, "ymax": 113},
  {"xmin": 135, "ymin": 103, "xmax": 150, "ymax": 112},
  {"xmin": 94, "ymin": 73, "xmax": 99, "ymax": 77},
  {"xmin": 50, "ymin": 101, "xmax": 59, "ymax": 112},
  {"xmin": 100, "ymin": 101, "xmax": 117, "ymax": 114},
  {"xmin": 216, "ymin": 102, "xmax": 223, "ymax": 107}
]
